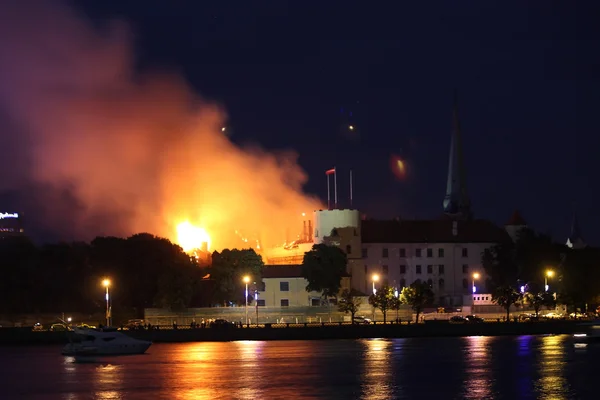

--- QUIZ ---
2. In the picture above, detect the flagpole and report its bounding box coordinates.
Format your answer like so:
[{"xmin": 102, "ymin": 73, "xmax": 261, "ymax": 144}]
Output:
[
  {"xmin": 350, "ymin": 169, "xmax": 353, "ymax": 208},
  {"xmin": 334, "ymin": 167, "xmax": 338, "ymax": 209},
  {"xmin": 327, "ymin": 174, "xmax": 331, "ymax": 209}
]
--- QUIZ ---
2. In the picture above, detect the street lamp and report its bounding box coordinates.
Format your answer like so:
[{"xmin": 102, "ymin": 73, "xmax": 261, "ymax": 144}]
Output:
[
  {"xmin": 243, "ymin": 276, "xmax": 251, "ymax": 326},
  {"xmin": 254, "ymin": 287, "xmax": 259, "ymax": 327},
  {"xmin": 545, "ymin": 270, "xmax": 554, "ymax": 292},
  {"xmin": 372, "ymin": 274, "xmax": 379, "ymax": 295},
  {"xmin": 102, "ymin": 278, "xmax": 111, "ymax": 326},
  {"xmin": 472, "ymin": 273, "xmax": 480, "ymax": 294}
]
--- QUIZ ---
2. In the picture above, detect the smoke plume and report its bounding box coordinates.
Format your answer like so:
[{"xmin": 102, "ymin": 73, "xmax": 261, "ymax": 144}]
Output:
[{"xmin": 0, "ymin": 0, "xmax": 322, "ymax": 249}]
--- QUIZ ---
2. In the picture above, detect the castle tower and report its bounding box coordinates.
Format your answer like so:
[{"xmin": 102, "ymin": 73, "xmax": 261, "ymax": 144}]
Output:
[
  {"xmin": 505, "ymin": 210, "xmax": 528, "ymax": 242},
  {"xmin": 443, "ymin": 92, "xmax": 472, "ymax": 220},
  {"xmin": 566, "ymin": 212, "xmax": 587, "ymax": 249}
]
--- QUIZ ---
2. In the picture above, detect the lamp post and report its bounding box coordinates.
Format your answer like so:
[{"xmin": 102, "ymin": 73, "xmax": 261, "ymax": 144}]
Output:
[
  {"xmin": 243, "ymin": 276, "xmax": 251, "ymax": 326},
  {"xmin": 372, "ymin": 274, "xmax": 379, "ymax": 295},
  {"xmin": 254, "ymin": 288, "xmax": 259, "ymax": 327},
  {"xmin": 102, "ymin": 278, "xmax": 111, "ymax": 327},
  {"xmin": 545, "ymin": 270, "xmax": 554, "ymax": 292},
  {"xmin": 472, "ymin": 273, "xmax": 480, "ymax": 294},
  {"xmin": 394, "ymin": 288, "xmax": 399, "ymax": 322}
]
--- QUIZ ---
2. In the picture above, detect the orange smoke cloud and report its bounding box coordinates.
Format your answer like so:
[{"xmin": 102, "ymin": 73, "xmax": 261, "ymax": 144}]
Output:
[{"xmin": 0, "ymin": 1, "xmax": 322, "ymax": 250}]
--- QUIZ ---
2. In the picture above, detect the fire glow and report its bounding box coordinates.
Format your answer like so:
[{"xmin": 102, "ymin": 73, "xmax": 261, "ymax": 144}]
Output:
[{"xmin": 0, "ymin": 0, "xmax": 323, "ymax": 251}]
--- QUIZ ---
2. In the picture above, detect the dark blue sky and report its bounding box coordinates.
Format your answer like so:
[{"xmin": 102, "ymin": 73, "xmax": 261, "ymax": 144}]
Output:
[
  {"xmin": 74, "ymin": 1, "xmax": 600, "ymax": 243},
  {"xmin": 9, "ymin": 1, "xmax": 599, "ymax": 244}
]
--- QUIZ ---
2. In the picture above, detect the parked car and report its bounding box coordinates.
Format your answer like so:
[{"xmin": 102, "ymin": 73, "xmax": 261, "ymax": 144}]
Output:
[
  {"xmin": 353, "ymin": 316, "xmax": 372, "ymax": 324},
  {"xmin": 464, "ymin": 315, "xmax": 484, "ymax": 323},
  {"xmin": 449, "ymin": 316, "xmax": 466, "ymax": 324},
  {"xmin": 126, "ymin": 319, "xmax": 145, "ymax": 329},
  {"xmin": 210, "ymin": 319, "xmax": 235, "ymax": 328},
  {"xmin": 50, "ymin": 323, "xmax": 67, "ymax": 331}
]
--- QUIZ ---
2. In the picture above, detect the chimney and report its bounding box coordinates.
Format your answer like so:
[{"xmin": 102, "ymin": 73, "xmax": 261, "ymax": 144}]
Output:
[
  {"xmin": 308, "ymin": 220, "xmax": 313, "ymax": 242},
  {"xmin": 303, "ymin": 220, "xmax": 307, "ymax": 241},
  {"xmin": 201, "ymin": 242, "xmax": 208, "ymax": 252}
]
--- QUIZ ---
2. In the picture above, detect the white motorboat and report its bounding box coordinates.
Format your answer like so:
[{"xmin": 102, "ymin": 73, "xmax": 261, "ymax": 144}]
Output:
[
  {"xmin": 573, "ymin": 321, "xmax": 600, "ymax": 343},
  {"xmin": 62, "ymin": 327, "xmax": 152, "ymax": 356}
]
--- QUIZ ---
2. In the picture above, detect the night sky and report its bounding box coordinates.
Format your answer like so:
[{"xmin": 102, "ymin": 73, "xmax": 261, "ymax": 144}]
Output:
[{"xmin": 3, "ymin": 1, "xmax": 599, "ymax": 244}]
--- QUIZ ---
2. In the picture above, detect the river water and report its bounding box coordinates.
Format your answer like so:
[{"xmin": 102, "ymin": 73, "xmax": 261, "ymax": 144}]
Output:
[{"xmin": 0, "ymin": 335, "xmax": 596, "ymax": 399}]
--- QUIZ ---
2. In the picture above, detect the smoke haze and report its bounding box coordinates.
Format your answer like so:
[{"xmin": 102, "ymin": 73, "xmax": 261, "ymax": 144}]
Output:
[{"xmin": 0, "ymin": 0, "xmax": 322, "ymax": 249}]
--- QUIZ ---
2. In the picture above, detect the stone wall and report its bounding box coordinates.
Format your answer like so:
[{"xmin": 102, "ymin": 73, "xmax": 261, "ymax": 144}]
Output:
[{"xmin": 144, "ymin": 304, "xmax": 414, "ymax": 326}]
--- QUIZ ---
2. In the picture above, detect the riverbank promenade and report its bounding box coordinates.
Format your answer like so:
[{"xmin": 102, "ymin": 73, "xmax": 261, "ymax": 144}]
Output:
[{"xmin": 0, "ymin": 320, "xmax": 586, "ymax": 345}]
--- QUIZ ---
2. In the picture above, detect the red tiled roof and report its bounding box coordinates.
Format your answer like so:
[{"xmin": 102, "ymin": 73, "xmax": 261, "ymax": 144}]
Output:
[
  {"xmin": 505, "ymin": 210, "xmax": 527, "ymax": 226},
  {"xmin": 361, "ymin": 219, "xmax": 510, "ymax": 244}
]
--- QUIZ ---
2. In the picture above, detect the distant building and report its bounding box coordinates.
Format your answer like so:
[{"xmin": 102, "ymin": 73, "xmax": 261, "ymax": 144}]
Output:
[
  {"xmin": 262, "ymin": 95, "xmax": 522, "ymax": 307},
  {"xmin": 0, "ymin": 212, "xmax": 24, "ymax": 237},
  {"xmin": 258, "ymin": 265, "xmax": 350, "ymax": 307}
]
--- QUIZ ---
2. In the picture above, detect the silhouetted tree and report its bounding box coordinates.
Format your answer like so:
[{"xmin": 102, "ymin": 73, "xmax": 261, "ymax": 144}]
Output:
[
  {"xmin": 210, "ymin": 248, "xmax": 264, "ymax": 306},
  {"xmin": 400, "ymin": 281, "xmax": 434, "ymax": 323},
  {"xmin": 338, "ymin": 289, "xmax": 363, "ymax": 323},
  {"xmin": 493, "ymin": 285, "xmax": 522, "ymax": 322},
  {"xmin": 301, "ymin": 243, "xmax": 347, "ymax": 300}
]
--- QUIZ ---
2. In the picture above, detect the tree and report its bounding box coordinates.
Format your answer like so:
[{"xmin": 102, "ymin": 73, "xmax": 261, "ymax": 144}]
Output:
[
  {"xmin": 368, "ymin": 286, "xmax": 395, "ymax": 323},
  {"xmin": 493, "ymin": 285, "xmax": 522, "ymax": 322},
  {"xmin": 301, "ymin": 244, "xmax": 347, "ymax": 300},
  {"xmin": 482, "ymin": 241, "xmax": 519, "ymax": 290},
  {"xmin": 338, "ymin": 289, "xmax": 363, "ymax": 323},
  {"xmin": 524, "ymin": 290, "xmax": 555, "ymax": 318},
  {"xmin": 400, "ymin": 281, "xmax": 434, "ymax": 323},
  {"xmin": 210, "ymin": 248, "xmax": 264, "ymax": 306}
]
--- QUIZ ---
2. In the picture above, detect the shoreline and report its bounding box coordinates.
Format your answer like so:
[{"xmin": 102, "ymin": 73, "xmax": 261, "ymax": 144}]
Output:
[{"xmin": 0, "ymin": 321, "xmax": 584, "ymax": 346}]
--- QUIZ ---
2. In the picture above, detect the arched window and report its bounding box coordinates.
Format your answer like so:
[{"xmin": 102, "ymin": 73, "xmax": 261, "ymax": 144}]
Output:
[
  {"xmin": 462, "ymin": 278, "xmax": 468, "ymax": 289},
  {"xmin": 427, "ymin": 279, "xmax": 433, "ymax": 288},
  {"xmin": 439, "ymin": 278, "xmax": 445, "ymax": 289},
  {"xmin": 414, "ymin": 279, "xmax": 422, "ymax": 285},
  {"xmin": 400, "ymin": 278, "xmax": 406, "ymax": 288}
]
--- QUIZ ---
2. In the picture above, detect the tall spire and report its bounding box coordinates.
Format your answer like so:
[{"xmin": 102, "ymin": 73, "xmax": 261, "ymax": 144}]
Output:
[
  {"xmin": 443, "ymin": 91, "xmax": 472, "ymax": 220},
  {"xmin": 566, "ymin": 209, "xmax": 586, "ymax": 249}
]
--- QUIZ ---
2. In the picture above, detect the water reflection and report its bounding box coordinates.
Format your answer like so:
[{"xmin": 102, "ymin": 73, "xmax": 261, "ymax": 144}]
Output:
[
  {"xmin": 93, "ymin": 363, "xmax": 123, "ymax": 400},
  {"xmin": 233, "ymin": 341, "xmax": 264, "ymax": 400},
  {"xmin": 360, "ymin": 339, "xmax": 394, "ymax": 400},
  {"xmin": 536, "ymin": 335, "xmax": 570, "ymax": 400},
  {"xmin": 462, "ymin": 336, "xmax": 493, "ymax": 400},
  {"xmin": 516, "ymin": 336, "xmax": 534, "ymax": 396},
  {"xmin": 169, "ymin": 342, "xmax": 222, "ymax": 400}
]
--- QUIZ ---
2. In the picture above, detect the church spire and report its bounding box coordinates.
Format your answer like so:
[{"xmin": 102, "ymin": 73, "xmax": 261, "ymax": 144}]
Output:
[
  {"xmin": 566, "ymin": 210, "xmax": 586, "ymax": 249},
  {"xmin": 443, "ymin": 91, "xmax": 472, "ymax": 220}
]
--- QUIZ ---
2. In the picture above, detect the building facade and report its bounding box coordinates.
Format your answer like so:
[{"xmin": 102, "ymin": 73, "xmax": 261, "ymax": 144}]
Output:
[{"xmin": 258, "ymin": 265, "xmax": 350, "ymax": 307}]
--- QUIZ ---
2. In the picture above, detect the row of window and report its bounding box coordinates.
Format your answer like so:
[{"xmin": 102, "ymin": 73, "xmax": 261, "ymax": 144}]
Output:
[
  {"xmin": 370, "ymin": 278, "xmax": 475, "ymax": 290},
  {"xmin": 362, "ymin": 247, "xmax": 469, "ymax": 258},
  {"xmin": 255, "ymin": 299, "xmax": 324, "ymax": 307},
  {"xmin": 366, "ymin": 264, "xmax": 471, "ymax": 275}
]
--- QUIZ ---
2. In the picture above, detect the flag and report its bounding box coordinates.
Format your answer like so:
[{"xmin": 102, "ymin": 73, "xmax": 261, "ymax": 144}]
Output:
[{"xmin": 326, "ymin": 168, "xmax": 336, "ymax": 175}]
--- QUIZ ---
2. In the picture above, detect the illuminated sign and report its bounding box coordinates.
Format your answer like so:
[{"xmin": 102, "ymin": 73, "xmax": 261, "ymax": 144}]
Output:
[{"xmin": 0, "ymin": 213, "xmax": 18, "ymax": 219}]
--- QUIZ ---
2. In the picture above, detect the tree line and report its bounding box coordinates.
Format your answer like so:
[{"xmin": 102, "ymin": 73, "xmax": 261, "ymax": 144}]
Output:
[
  {"xmin": 0, "ymin": 234, "xmax": 264, "ymax": 321},
  {"xmin": 482, "ymin": 228, "xmax": 600, "ymax": 319}
]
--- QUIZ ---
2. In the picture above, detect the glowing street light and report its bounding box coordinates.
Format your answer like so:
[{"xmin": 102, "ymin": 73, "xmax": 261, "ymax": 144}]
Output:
[
  {"xmin": 102, "ymin": 278, "xmax": 111, "ymax": 327},
  {"xmin": 545, "ymin": 270, "xmax": 554, "ymax": 292},
  {"xmin": 472, "ymin": 272, "xmax": 480, "ymax": 294},
  {"xmin": 243, "ymin": 276, "xmax": 251, "ymax": 326},
  {"xmin": 372, "ymin": 274, "xmax": 379, "ymax": 295}
]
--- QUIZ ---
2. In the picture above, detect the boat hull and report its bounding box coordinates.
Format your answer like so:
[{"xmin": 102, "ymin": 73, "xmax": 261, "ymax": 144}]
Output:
[{"xmin": 62, "ymin": 341, "xmax": 152, "ymax": 356}]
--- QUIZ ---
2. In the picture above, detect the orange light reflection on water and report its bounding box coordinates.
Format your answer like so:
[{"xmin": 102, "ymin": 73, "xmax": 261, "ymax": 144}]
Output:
[
  {"xmin": 536, "ymin": 335, "xmax": 569, "ymax": 400},
  {"xmin": 93, "ymin": 363, "xmax": 123, "ymax": 400},
  {"xmin": 360, "ymin": 338, "xmax": 393, "ymax": 400}
]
